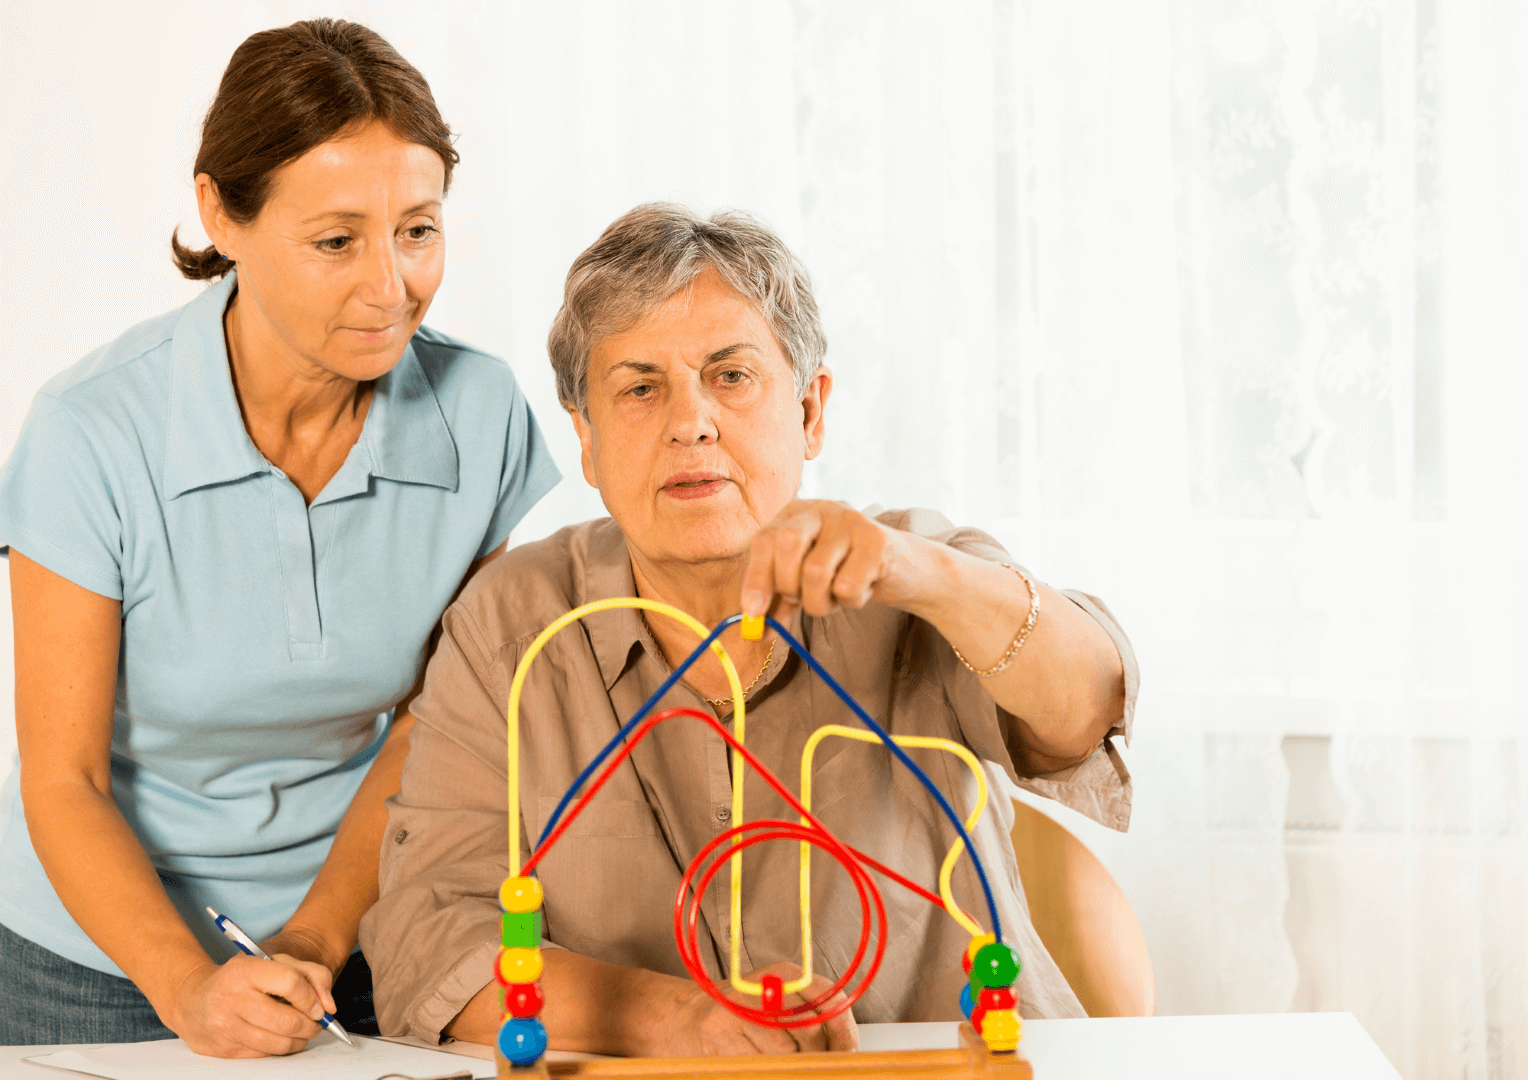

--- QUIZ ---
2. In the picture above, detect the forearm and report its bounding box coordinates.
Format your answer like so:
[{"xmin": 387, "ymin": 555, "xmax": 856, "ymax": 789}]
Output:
[
  {"xmin": 23, "ymin": 777, "xmax": 211, "ymax": 1012},
  {"xmin": 446, "ymin": 949, "xmax": 681, "ymax": 1056},
  {"xmin": 897, "ymin": 536, "xmax": 1125, "ymax": 769},
  {"xmin": 276, "ymin": 711, "xmax": 417, "ymax": 973}
]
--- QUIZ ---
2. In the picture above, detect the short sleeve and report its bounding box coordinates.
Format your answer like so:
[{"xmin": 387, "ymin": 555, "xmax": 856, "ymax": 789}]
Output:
[
  {"xmin": 0, "ymin": 394, "xmax": 124, "ymax": 599},
  {"xmin": 475, "ymin": 382, "xmax": 560, "ymax": 560}
]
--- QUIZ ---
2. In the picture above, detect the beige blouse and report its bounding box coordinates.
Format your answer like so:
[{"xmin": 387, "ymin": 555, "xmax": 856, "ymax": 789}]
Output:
[{"xmin": 360, "ymin": 509, "xmax": 1138, "ymax": 1040}]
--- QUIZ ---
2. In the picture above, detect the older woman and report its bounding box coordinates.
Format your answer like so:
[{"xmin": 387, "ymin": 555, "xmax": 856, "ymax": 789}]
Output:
[
  {"xmin": 362, "ymin": 204, "xmax": 1136, "ymax": 1055},
  {"xmin": 0, "ymin": 20, "xmax": 556, "ymax": 1054}
]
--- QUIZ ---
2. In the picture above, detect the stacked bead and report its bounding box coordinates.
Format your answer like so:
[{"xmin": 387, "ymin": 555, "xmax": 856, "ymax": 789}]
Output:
[
  {"xmin": 496, "ymin": 876, "xmax": 549, "ymax": 1068},
  {"xmin": 959, "ymin": 934, "xmax": 1022, "ymax": 1052}
]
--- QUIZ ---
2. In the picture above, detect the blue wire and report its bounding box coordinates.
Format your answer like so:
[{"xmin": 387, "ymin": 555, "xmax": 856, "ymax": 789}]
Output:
[
  {"xmin": 531, "ymin": 611, "xmax": 1004, "ymax": 944},
  {"xmin": 534, "ymin": 615, "xmax": 733, "ymax": 856}
]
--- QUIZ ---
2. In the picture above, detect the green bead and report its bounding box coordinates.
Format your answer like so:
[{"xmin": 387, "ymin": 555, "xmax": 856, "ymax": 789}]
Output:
[
  {"xmin": 501, "ymin": 910, "xmax": 542, "ymax": 948},
  {"xmin": 969, "ymin": 970, "xmax": 988, "ymax": 998},
  {"xmin": 973, "ymin": 941, "xmax": 1021, "ymax": 987}
]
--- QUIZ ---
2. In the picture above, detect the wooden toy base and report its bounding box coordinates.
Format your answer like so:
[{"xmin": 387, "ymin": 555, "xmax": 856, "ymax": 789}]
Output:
[{"xmin": 496, "ymin": 1024, "xmax": 1031, "ymax": 1080}]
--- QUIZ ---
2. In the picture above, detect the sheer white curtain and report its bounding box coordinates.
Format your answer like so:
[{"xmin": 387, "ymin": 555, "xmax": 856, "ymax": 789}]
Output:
[{"xmin": 2, "ymin": 2, "xmax": 1525, "ymax": 1077}]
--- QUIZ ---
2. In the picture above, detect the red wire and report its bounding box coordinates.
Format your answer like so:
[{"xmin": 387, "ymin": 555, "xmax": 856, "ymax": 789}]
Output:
[
  {"xmin": 519, "ymin": 706, "xmax": 942, "ymax": 1030},
  {"xmin": 678, "ymin": 820, "xmax": 884, "ymax": 1029}
]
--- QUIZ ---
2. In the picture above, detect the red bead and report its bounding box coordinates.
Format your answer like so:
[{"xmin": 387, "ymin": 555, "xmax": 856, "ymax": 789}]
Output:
[
  {"xmin": 971, "ymin": 1005, "xmax": 989, "ymax": 1033},
  {"xmin": 961, "ymin": 950, "xmax": 973, "ymax": 975},
  {"xmin": 760, "ymin": 973, "xmax": 785, "ymax": 1015},
  {"xmin": 978, "ymin": 986, "xmax": 1016, "ymax": 1011},
  {"xmin": 504, "ymin": 982, "xmax": 544, "ymax": 1019}
]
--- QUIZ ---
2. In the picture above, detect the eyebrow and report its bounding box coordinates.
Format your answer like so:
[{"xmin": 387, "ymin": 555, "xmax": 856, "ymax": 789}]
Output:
[
  {"xmin": 299, "ymin": 200, "xmax": 441, "ymax": 226},
  {"xmin": 602, "ymin": 344, "xmax": 759, "ymax": 383}
]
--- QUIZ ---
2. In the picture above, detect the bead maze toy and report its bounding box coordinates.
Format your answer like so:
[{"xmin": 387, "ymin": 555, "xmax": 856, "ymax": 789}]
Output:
[{"xmin": 493, "ymin": 600, "xmax": 1033, "ymax": 1079}]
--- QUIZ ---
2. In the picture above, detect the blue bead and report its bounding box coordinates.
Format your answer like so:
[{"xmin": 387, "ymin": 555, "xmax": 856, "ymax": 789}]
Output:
[
  {"xmin": 960, "ymin": 981, "xmax": 974, "ymax": 1019},
  {"xmin": 497, "ymin": 1017, "xmax": 548, "ymax": 1066}
]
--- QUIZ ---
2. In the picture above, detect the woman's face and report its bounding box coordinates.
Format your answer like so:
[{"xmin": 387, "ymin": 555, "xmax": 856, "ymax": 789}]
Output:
[
  {"xmin": 571, "ymin": 268, "xmax": 831, "ymax": 568},
  {"xmin": 202, "ymin": 120, "xmax": 446, "ymax": 383}
]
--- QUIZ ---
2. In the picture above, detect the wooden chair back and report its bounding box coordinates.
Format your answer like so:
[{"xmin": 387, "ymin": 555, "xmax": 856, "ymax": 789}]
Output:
[{"xmin": 1009, "ymin": 798, "xmax": 1155, "ymax": 1017}]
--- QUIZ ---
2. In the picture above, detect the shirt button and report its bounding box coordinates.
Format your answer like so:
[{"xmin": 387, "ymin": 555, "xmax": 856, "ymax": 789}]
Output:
[
  {"xmin": 394, "ymin": 829, "xmax": 408, "ymax": 844},
  {"xmin": 715, "ymin": 806, "xmax": 732, "ymax": 823}
]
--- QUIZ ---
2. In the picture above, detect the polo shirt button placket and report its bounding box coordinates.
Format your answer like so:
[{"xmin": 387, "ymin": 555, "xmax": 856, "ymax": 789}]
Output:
[{"xmin": 268, "ymin": 468, "xmax": 324, "ymax": 661}]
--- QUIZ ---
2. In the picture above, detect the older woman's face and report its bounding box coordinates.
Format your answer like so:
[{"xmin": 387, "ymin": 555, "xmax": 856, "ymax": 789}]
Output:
[
  {"xmin": 207, "ymin": 120, "xmax": 446, "ymax": 382},
  {"xmin": 572, "ymin": 268, "xmax": 830, "ymax": 566}
]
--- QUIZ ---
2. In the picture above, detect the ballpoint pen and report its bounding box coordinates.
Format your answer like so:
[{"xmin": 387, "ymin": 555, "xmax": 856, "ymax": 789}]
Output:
[{"xmin": 204, "ymin": 906, "xmax": 356, "ymax": 1048}]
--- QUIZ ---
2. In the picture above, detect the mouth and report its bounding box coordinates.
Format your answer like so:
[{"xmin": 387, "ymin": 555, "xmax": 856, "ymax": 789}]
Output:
[{"xmin": 661, "ymin": 472, "xmax": 729, "ymax": 500}]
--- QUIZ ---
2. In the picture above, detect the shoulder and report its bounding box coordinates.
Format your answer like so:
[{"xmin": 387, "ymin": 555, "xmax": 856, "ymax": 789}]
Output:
[
  {"xmin": 35, "ymin": 306, "xmax": 180, "ymax": 415},
  {"xmin": 447, "ymin": 517, "xmax": 622, "ymax": 655},
  {"xmin": 408, "ymin": 325, "xmax": 524, "ymax": 407}
]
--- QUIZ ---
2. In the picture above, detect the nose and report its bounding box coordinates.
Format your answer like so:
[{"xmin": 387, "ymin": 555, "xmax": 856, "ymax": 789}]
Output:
[
  {"xmin": 663, "ymin": 375, "xmax": 719, "ymax": 447},
  {"xmin": 359, "ymin": 235, "xmax": 407, "ymax": 311}
]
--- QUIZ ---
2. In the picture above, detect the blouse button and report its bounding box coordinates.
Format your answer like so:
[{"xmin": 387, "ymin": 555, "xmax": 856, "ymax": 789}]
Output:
[
  {"xmin": 394, "ymin": 829, "xmax": 409, "ymax": 844},
  {"xmin": 715, "ymin": 806, "xmax": 732, "ymax": 823}
]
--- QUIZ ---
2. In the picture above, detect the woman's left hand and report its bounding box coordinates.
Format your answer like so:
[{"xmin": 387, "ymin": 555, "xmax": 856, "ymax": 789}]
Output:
[{"xmin": 740, "ymin": 500, "xmax": 922, "ymax": 620}]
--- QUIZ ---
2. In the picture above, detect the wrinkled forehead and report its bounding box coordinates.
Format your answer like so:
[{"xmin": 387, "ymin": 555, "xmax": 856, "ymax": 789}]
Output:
[{"xmin": 589, "ymin": 270, "xmax": 782, "ymax": 369}]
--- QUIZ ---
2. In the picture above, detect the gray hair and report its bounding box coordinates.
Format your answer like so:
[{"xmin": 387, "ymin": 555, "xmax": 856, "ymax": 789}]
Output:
[{"xmin": 547, "ymin": 203, "xmax": 827, "ymax": 415}]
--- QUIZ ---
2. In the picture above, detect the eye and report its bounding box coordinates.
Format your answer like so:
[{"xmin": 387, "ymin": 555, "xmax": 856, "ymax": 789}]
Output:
[
  {"xmin": 316, "ymin": 235, "xmax": 351, "ymax": 252},
  {"xmin": 717, "ymin": 368, "xmax": 747, "ymax": 385},
  {"xmin": 628, "ymin": 383, "xmax": 655, "ymax": 399},
  {"xmin": 405, "ymin": 224, "xmax": 439, "ymax": 242}
]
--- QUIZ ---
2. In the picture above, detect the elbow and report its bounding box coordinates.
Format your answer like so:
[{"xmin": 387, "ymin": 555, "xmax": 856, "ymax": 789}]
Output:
[{"xmin": 1020, "ymin": 652, "xmax": 1125, "ymax": 774}]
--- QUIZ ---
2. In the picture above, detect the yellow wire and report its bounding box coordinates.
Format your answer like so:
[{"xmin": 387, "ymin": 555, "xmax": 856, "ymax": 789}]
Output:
[
  {"xmin": 505, "ymin": 598, "xmax": 762, "ymax": 994},
  {"xmin": 790, "ymin": 725, "xmax": 989, "ymax": 993}
]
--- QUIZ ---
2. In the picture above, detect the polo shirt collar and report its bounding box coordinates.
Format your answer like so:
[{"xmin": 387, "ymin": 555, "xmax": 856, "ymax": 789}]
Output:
[
  {"xmin": 360, "ymin": 344, "xmax": 458, "ymax": 492},
  {"xmin": 163, "ymin": 273, "xmax": 459, "ymax": 500},
  {"xmin": 164, "ymin": 274, "xmax": 266, "ymax": 499}
]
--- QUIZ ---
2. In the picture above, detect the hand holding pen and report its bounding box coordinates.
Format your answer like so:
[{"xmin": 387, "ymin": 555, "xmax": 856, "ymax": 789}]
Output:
[{"xmin": 205, "ymin": 907, "xmax": 355, "ymax": 1048}]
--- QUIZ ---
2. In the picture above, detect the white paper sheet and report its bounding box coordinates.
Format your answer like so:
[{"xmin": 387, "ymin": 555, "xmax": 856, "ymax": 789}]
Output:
[{"xmin": 23, "ymin": 1035, "xmax": 494, "ymax": 1080}]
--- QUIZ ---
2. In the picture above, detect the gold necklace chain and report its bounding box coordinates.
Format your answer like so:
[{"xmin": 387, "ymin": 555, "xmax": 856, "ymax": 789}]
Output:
[
  {"xmin": 640, "ymin": 611, "xmax": 776, "ymax": 709},
  {"xmin": 704, "ymin": 638, "xmax": 776, "ymax": 709}
]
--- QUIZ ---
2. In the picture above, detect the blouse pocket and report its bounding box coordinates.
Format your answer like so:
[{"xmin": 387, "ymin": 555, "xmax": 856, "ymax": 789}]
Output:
[
  {"xmin": 533, "ymin": 795, "xmax": 686, "ymax": 976},
  {"xmin": 535, "ymin": 795, "xmax": 664, "ymax": 840}
]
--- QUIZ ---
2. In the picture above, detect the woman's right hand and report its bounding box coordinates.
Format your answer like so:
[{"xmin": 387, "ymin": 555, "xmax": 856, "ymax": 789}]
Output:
[
  {"xmin": 647, "ymin": 961, "xmax": 859, "ymax": 1056},
  {"xmin": 163, "ymin": 954, "xmax": 334, "ymax": 1058}
]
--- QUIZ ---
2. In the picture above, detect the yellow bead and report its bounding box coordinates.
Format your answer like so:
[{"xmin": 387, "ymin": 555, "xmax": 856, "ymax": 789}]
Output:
[
  {"xmin": 740, "ymin": 614, "xmax": 766, "ymax": 641},
  {"xmin": 500, "ymin": 876, "xmax": 544, "ymax": 913},
  {"xmin": 497, "ymin": 946, "xmax": 544, "ymax": 985},
  {"xmin": 980, "ymin": 1008, "xmax": 1021, "ymax": 1052},
  {"xmin": 965, "ymin": 932, "xmax": 996, "ymax": 964}
]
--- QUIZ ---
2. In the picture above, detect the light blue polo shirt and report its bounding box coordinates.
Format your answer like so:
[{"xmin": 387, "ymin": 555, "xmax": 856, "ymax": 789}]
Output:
[{"xmin": 0, "ymin": 273, "xmax": 560, "ymax": 975}]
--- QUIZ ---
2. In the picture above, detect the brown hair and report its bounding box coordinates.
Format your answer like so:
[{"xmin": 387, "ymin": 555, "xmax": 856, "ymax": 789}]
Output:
[
  {"xmin": 548, "ymin": 203, "xmax": 827, "ymax": 416},
  {"xmin": 171, "ymin": 18, "xmax": 459, "ymax": 280}
]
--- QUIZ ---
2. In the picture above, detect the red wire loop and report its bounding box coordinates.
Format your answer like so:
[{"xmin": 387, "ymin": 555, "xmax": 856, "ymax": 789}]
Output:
[{"xmin": 521, "ymin": 707, "xmax": 938, "ymax": 1030}]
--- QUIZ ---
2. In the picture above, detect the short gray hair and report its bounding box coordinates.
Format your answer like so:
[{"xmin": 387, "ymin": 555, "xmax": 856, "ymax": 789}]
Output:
[{"xmin": 547, "ymin": 203, "xmax": 827, "ymax": 415}]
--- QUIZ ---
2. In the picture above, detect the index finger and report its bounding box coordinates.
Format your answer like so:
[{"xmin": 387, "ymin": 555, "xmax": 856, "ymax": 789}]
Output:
[
  {"xmin": 248, "ymin": 957, "xmax": 325, "ymax": 1021},
  {"xmin": 272, "ymin": 954, "xmax": 338, "ymax": 1016},
  {"xmin": 740, "ymin": 527, "xmax": 778, "ymax": 618}
]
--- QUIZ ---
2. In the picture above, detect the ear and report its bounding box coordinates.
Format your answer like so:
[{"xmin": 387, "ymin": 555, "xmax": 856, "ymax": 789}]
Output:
[
  {"xmin": 566, "ymin": 406, "xmax": 600, "ymax": 489},
  {"xmin": 194, "ymin": 174, "xmax": 237, "ymax": 260},
  {"xmin": 800, "ymin": 367, "xmax": 832, "ymax": 461}
]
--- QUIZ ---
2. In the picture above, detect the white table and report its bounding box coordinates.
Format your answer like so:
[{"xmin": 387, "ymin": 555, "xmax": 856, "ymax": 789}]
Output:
[{"xmin": 0, "ymin": 1014, "xmax": 1401, "ymax": 1080}]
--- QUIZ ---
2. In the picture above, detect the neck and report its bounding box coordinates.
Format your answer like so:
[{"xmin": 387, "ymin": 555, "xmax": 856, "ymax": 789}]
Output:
[
  {"xmin": 225, "ymin": 287, "xmax": 368, "ymax": 440},
  {"xmin": 628, "ymin": 545, "xmax": 747, "ymax": 628},
  {"xmin": 627, "ymin": 543, "xmax": 774, "ymax": 702}
]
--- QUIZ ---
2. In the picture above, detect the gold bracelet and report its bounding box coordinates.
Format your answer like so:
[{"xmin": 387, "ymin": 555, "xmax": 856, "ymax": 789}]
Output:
[{"xmin": 951, "ymin": 564, "xmax": 1039, "ymax": 677}]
